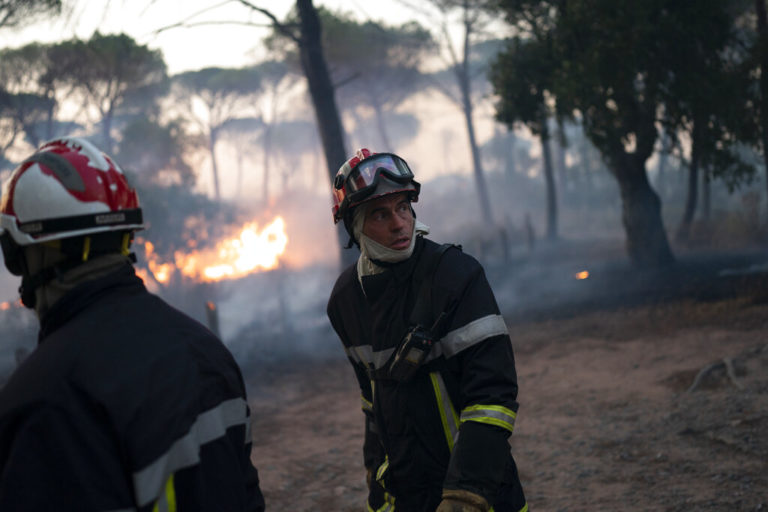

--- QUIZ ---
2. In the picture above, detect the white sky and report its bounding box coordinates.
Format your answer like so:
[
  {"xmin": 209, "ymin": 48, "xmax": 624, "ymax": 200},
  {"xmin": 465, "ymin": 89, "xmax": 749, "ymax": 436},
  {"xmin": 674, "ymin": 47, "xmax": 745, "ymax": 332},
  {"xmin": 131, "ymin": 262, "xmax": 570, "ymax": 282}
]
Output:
[
  {"xmin": 0, "ymin": 0, "xmax": 514, "ymax": 299},
  {"xmin": 0, "ymin": 0, "xmax": 421, "ymax": 75},
  {"xmin": 0, "ymin": 0, "xmax": 510, "ymax": 185}
]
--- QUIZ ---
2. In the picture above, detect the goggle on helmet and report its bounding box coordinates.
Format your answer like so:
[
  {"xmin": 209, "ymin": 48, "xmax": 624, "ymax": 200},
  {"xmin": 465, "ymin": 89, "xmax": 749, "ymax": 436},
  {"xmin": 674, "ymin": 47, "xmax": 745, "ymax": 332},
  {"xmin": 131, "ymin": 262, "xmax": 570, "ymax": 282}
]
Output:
[{"xmin": 332, "ymin": 149, "xmax": 420, "ymax": 224}]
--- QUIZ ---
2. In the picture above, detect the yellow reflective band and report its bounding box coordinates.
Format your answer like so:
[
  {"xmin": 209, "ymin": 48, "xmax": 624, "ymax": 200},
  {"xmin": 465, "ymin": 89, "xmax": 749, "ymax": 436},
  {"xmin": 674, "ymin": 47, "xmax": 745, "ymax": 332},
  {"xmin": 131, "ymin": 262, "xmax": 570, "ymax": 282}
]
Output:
[
  {"xmin": 369, "ymin": 500, "xmax": 395, "ymax": 512},
  {"xmin": 429, "ymin": 372, "xmax": 459, "ymax": 451},
  {"xmin": 383, "ymin": 491, "xmax": 396, "ymax": 511},
  {"xmin": 376, "ymin": 457, "xmax": 389, "ymax": 482},
  {"xmin": 462, "ymin": 404, "xmax": 517, "ymax": 418},
  {"xmin": 82, "ymin": 236, "xmax": 91, "ymax": 262},
  {"xmin": 361, "ymin": 395, "xmax": 373, "ymax": 412},
  {"xmin": 519, "ymin": 502, "xmax": 529, "ymax": 512},
  {"xmin": 151, "ymin": 473, "xmax": 177, "ymax": 512},
  {"xmin": 365, "ymin": 493, "xmax": 395, "ymax": 512},
  {"xmin": 460, "ymin": 404, "xmax": 517, "ymax": 433},
  {"xmin": 121, "ymin": 232, "xmax": 131, "ymax": 256}
]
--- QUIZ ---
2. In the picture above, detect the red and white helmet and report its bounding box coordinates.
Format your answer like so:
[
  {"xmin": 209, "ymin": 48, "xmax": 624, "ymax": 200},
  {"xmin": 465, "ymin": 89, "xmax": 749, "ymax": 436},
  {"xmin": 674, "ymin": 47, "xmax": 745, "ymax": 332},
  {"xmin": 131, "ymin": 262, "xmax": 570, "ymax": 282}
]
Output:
[
  {"xmin": 0, "ymin": 136, "xmax": 144, "ymax": 246},
  {"xmin": 332, "ymin": 148, "xmax": 420, "ymax": 225}
]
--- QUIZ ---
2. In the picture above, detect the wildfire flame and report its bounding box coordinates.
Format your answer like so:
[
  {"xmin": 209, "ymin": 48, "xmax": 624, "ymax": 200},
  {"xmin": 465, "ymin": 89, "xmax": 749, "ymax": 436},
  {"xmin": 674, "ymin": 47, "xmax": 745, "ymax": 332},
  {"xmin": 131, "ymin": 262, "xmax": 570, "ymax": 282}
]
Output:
[
  {"xmin": 141, "ymin": 216, "xmax": 288, "ymax": 284},
  {"xmin": 574, "ymin": 270, "xmax": 590, "ymax": 280},
  {"xmin": 0, "ymin": 299, "xmax": 22, "ymax": 311}
]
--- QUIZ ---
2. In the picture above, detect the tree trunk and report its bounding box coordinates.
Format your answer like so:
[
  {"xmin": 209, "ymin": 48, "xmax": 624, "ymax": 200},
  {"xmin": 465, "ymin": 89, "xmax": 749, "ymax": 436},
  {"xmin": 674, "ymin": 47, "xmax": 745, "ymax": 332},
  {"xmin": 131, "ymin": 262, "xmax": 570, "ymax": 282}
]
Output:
[
  {"xmin": 461, "ymin": 97, "xmax": 493, "ymax": 224},
  {"xmin": 296, "ymin": 0, "xmax": 355, "ymax": 268},
  {"xmin": 702, "ymin": 167, "xmax": 711, "ymax": 221},
  {"xmin": 556, "ymin": 122, "xmax": 569, "ymax": 198},
  {"xmin": 457, "ymin": 5, "xmax": 493, "ymax": 225},
  {"xmin": 103, "ymin": 107, "xmax": 114, "ymax": 155},
  {"xmin": 676, "ymin": 121, "xmax": 701, "ymax": 242},
  {"xmin": 236, "ymin": 149, "xmax": 244, "ymax": 200},
  {"xmin": 504, "ymin": 130, "xmax": 516, "ymax": 179},
  {"xmin": 756, "ymin": 0, "xmax": 768, "ymax": 220},
  {"xmin": 540, "ymin": 120, "xmax": 558, "ymax": 240},
  {"xmin": 45, "ymin": 89, "xmax": 55, "ymax": 142},
  {"xmin": 654, "ymin": 134, "xmax": 670, "ymax": 199},
  {"xmin": 262, "ymin": 123, "xmax": 272, "ymax": 204},
  {"xmin": 372, "ymin": 101, "xmax": 392, "ymax": 152},
  {"xmin": 613, "ymin": 152, "xmax": 675, "ymax": 267},
  {"xmin": 209, "ymin": 128, "xmax": 221, "ymax": 201}
]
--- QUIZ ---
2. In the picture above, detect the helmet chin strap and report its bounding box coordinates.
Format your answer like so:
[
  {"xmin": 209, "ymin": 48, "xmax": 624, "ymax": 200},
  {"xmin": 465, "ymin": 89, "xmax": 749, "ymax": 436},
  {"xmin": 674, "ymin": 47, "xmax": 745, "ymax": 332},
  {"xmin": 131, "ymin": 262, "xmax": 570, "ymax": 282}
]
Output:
[
  {"xmin": 18, "ymin": 235, "xmax": 137, "ymax": 311},
  {"xmin": 18, "ymin": 258, "xmax": 88, "ymax": 309}
]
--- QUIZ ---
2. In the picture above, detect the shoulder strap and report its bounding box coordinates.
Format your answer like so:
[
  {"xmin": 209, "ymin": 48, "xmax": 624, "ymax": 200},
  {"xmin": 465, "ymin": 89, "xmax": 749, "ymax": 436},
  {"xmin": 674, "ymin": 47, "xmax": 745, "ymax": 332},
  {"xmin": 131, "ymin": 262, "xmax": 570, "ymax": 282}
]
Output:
[{"xmin": 409, "ymin": 243, "xmax": 459, "ymax": 331}]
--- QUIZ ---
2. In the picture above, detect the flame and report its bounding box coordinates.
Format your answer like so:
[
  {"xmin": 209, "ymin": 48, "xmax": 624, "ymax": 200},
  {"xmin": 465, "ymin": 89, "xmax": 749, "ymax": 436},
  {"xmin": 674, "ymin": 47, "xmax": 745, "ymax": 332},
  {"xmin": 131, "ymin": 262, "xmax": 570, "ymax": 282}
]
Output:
[
  {"xmin": 574, "ymin": 270, "xmax": 590, "ymax": 280},
  {"xmin": 0, "ymin": 299, "xmax": 22, "ymax": 310},
  {"xmin": 139, "ymin": 216, "xmax": 288, "ymax": 284},
  {"xmin": 144, "ymin": 240, "xmax": 174, "ymax": 284}
]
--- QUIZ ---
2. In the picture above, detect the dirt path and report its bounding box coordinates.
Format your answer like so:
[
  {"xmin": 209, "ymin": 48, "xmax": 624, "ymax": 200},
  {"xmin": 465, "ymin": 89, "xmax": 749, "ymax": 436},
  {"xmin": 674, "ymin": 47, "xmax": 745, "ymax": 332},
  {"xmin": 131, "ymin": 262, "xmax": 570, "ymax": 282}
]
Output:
[{"xmin": 248, "ymin": 296, "xmax": 768, "ymax": 511}]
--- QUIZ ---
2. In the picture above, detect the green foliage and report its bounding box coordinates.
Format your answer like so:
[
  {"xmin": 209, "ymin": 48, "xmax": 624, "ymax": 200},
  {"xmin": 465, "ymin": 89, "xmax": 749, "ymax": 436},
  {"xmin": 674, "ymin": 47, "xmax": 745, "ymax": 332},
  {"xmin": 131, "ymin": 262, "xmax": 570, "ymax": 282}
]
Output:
[
  {"xmin": 492, "ymin": 0, "xmax": 758, "ymax": 184},
  {"xmin": 266, "ymin": 7, "xmax": 434, "ymax": 110},
  {"xmin": 174, "ymin": 66, "xmax": 262, "ymax": 100},
  {"xmin": 490, "ymin": 36, "xmax": 553, "ymax": 134},
  {"xmin": 116, "ymin": 116, "xmax": 196, "ymax": 188},
  {"xmin": 52, "ymin": 33, "xmax": 167, "ymax": 105},
  {"xmin": 43, "ymin": 32, "xmax": 168, "ymax": 151}
]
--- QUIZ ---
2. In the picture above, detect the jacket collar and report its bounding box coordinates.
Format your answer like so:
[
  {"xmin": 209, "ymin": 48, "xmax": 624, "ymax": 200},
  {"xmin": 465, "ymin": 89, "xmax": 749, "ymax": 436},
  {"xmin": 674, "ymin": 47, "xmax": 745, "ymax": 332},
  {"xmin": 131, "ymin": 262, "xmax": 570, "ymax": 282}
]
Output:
[{"xmin": 38, "ymin": 263, "xmax": 145, "ymax": 342}]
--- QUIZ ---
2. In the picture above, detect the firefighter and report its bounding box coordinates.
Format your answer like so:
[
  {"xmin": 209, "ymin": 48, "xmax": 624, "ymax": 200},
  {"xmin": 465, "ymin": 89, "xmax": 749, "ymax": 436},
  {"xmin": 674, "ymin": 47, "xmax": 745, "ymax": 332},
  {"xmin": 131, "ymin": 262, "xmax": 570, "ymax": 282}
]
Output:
[
  {"xmin": 327, "ymin": 148, "xmax": 528, "ymax": 512},
  {"xmin": 0, "ymin": 137, "xmax": 265, "ymax": 511}
]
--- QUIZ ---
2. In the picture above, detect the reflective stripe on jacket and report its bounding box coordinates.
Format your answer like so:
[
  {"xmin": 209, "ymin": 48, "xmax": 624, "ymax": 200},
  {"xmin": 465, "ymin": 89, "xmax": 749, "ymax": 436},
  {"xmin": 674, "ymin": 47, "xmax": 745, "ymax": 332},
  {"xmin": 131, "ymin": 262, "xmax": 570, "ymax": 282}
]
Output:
[
  {"xmin": 328, "ymin": 237, "xmax": 526, "ymax": 512},
  {"xmin": 0, "ymin": 265, "xmax": 265, "ymax": 511}
]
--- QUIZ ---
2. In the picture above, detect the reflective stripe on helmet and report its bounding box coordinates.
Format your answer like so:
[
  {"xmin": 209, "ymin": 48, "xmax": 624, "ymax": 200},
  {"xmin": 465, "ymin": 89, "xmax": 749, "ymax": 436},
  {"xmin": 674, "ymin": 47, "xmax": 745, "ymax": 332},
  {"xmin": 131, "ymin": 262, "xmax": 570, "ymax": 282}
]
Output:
[{"xmin": 132, "ymin": 397, "xmax": 250, "ymax": 508}]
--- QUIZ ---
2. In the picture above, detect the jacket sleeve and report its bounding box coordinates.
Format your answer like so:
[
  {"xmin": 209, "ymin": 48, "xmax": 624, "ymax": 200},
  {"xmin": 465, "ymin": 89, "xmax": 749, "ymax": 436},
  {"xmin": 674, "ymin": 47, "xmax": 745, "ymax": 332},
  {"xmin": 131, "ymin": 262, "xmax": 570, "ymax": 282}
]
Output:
[
  {"xmin": 0, "ymin": 405, "xmax": 135, "ymax": 511},
  {"xmin": 435, "ymin": 255, "xmax": 520, "ymax": 502},
  {"xmin": 328, "ymin": 288, "xmax": 387, "ymax": 508}
]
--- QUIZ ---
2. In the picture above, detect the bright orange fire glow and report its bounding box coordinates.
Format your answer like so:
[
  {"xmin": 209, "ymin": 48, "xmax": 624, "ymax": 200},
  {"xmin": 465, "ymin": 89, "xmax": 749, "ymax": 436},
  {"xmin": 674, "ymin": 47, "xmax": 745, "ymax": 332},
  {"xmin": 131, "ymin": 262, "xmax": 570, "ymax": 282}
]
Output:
[
  {"xmin": 144, "ymin": 240, "xmax": 174, "ymax": 284},
  {"xmin": 574, "ymin": 270, "xmax": 590, "ymax": 280},
  {"xmin": 0, "ymin": 299, "xmax": 21, "ymax": 310},
  {"xmin": 140, "ymin": 216, "xmax": 288, "ymax": 284}
]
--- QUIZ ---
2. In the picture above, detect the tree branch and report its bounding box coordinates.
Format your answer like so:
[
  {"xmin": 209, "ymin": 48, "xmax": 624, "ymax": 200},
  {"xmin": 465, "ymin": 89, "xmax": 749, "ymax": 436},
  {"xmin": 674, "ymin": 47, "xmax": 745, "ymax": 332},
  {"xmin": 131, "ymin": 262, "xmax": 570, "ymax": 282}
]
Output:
[
  {"xmin": 235, "ymin": 0, "xmax": 300, "ymax": 43},
  {"xmin": 154, "ymin": 19, "xmax": 272, "ymax": 35},
  {"xmin": 152, "ymin": 0, "xmax": 232, "ymax": 34}
]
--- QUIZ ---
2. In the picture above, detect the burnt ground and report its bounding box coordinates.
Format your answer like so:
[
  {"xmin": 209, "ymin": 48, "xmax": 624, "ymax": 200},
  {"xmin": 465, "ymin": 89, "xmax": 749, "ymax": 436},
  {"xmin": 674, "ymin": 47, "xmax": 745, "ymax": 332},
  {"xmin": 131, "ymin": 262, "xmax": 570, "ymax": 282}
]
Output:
[{"xmin": 245, "ymin": 242, "xmax": 768, "ymax": 512}]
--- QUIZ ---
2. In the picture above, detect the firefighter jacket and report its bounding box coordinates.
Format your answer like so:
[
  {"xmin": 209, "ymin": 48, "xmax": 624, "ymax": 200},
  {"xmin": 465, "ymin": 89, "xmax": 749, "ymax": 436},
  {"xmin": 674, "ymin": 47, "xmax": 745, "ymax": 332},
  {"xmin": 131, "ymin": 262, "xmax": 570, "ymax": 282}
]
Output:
[
  {"xmin": 0, "ymin": 264, "xmax": 265, "ymax": 512},
  {"xmin": 327, "ymin": 237, "xmax": 527, "ymax": 512}
]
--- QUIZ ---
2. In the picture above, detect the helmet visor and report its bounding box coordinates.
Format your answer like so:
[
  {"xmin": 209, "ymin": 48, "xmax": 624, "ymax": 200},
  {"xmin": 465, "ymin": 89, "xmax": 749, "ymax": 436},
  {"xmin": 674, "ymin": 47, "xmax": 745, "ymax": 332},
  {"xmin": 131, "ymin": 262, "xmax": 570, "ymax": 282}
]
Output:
[{"xmin": 338, "ymin": 153, "xmax": 414, "ymax": 197}]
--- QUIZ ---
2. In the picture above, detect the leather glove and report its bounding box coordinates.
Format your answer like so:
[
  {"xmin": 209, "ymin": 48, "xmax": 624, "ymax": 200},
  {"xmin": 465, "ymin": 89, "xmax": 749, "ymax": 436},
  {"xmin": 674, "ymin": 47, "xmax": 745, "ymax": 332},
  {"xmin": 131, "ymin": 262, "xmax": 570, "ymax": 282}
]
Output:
[{"xmin": 435, "ymin": 489, "xmax": 490, "ymax": 512}]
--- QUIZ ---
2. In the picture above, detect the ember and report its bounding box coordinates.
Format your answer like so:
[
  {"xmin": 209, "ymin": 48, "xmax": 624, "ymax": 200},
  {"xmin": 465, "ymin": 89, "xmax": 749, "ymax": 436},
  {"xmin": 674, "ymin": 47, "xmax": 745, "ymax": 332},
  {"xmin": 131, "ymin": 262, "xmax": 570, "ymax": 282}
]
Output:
[
  {"xmin": 574, "ymin": 270, "xmax": 590, "ymax": 280},
  {"xmin": 0, "ymin": 300, "xmax": 21, "ymax": 311}
]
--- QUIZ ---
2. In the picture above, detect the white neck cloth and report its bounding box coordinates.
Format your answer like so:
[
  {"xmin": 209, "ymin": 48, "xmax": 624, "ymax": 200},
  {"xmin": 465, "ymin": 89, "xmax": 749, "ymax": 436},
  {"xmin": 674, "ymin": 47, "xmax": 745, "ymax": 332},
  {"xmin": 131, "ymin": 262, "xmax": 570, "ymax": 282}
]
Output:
[{"xmin": 351, "ymin": 203, "xmax": 430, "ymax": 281}]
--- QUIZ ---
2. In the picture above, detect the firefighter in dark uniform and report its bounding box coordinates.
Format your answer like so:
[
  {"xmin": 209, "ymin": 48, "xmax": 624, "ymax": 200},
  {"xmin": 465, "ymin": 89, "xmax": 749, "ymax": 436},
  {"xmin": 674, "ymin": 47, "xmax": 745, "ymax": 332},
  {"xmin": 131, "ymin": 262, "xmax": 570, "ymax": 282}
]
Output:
[
  {"xmin": 0, "ymin": 137, "xmax": 265, "ymax": 511},
  {"xmin": 327, "ymin": 149, "xmax": 528, "ymax": 512}
]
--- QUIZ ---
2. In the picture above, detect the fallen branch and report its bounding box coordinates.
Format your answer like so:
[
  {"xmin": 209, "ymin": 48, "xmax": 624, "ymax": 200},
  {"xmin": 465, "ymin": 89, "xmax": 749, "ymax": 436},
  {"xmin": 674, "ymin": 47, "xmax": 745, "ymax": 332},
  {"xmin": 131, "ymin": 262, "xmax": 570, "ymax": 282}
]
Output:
[
  {"xmin": 686, "ymin": 357, "xmax": 744, "ymax": 393},
  {"xmin": 722, "ymin": 357, "xmax": 744, "ymax": 390},
  {"xmin": 686, "ymin": 361, "xmax": 724, "ymax": 393}
]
